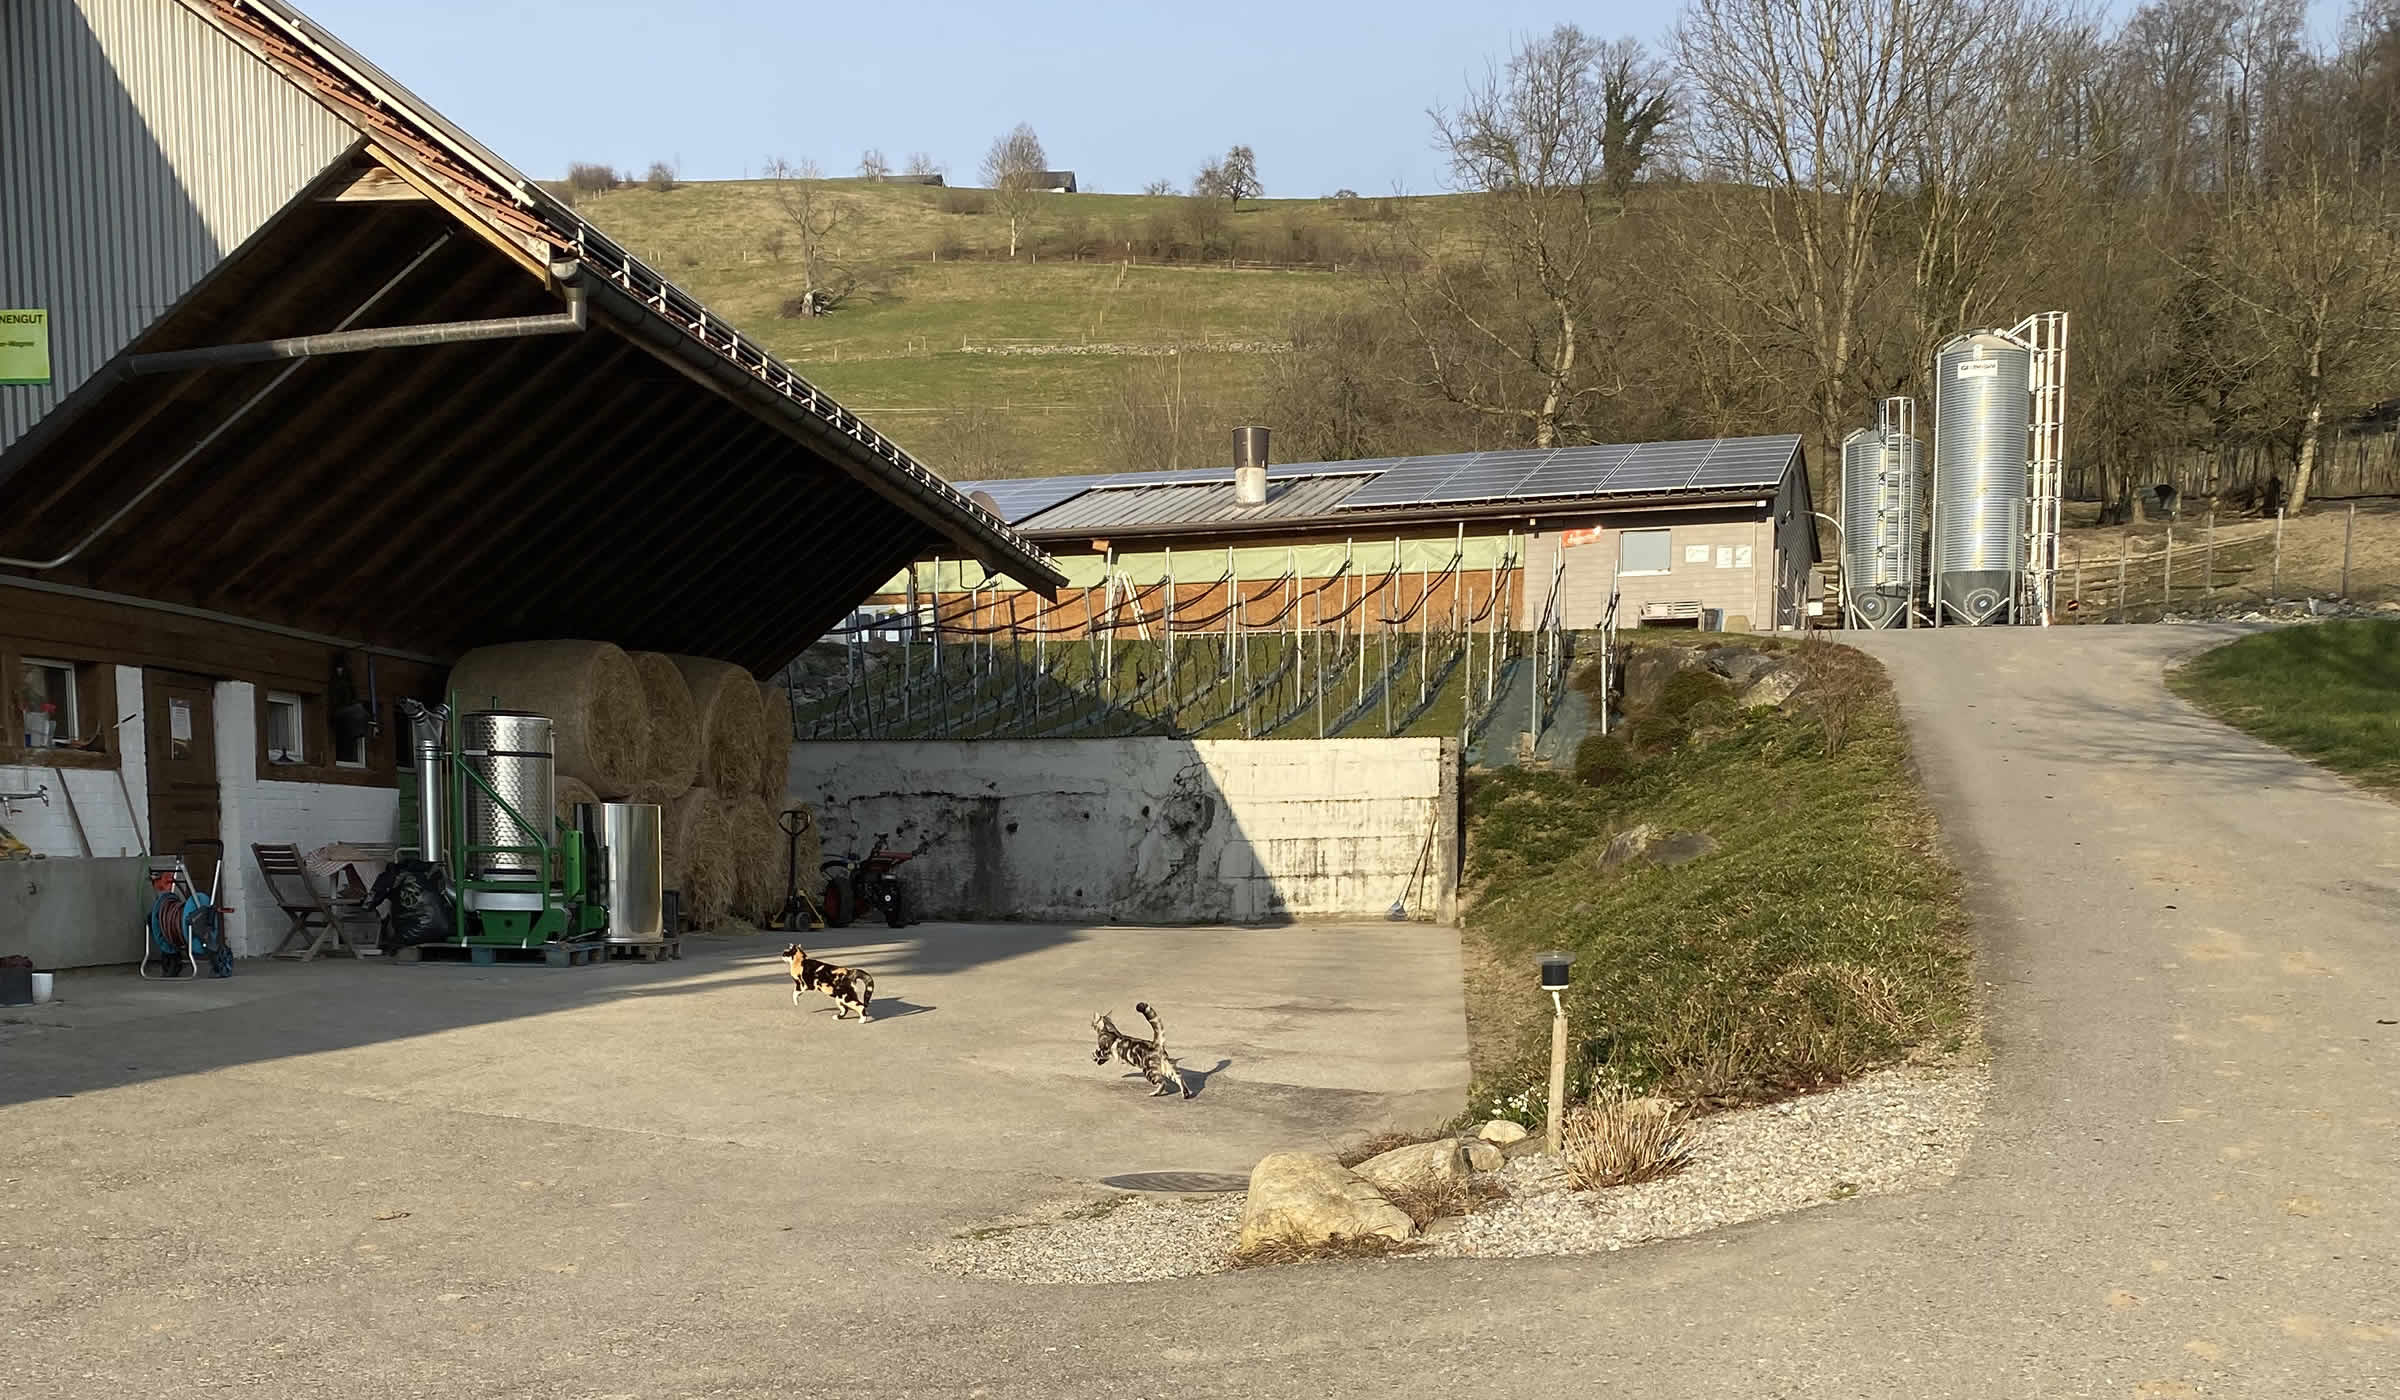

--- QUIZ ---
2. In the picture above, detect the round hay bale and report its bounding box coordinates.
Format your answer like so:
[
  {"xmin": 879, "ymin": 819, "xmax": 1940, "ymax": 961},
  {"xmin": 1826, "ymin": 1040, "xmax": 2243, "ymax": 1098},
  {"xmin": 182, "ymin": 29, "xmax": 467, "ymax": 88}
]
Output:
[
  {"xmin": 554, "ymin": 776, "xmax": 599, "ymax": 831},
  {"xmin": 669, "ymin": 656, "xmax": 766, "ymax": 795},
  {"xmin": 663, "ymin": 787, "xmax": 734, "ymax": 929},
  {"xmin": 723, "ymin": 793, "xmax": 782, "ymax": 925},
  {"xmin": 447, "ymin": 641, "xmax": 650, "ymax": 797},
  {"xmin": 631, "ymin": 652, "xmax": 701, "ymax": 792},
  {"xmin": 756, "ymin": 685, "xmax": 792, "ymax": 802}
]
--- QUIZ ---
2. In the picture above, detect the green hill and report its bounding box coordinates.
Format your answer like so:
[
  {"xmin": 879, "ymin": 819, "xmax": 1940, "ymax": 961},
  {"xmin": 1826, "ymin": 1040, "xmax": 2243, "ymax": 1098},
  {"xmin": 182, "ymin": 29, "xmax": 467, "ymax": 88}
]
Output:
[{"xmin": 567, "ymin": 179, "xmax": 1417, "ymax": 477}]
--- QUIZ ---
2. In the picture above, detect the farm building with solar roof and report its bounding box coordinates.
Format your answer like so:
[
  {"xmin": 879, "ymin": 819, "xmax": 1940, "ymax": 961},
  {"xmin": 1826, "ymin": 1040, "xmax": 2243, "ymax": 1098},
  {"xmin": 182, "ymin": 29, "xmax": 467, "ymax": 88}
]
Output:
[{"xmin": 878, "ymin": 431, "xmax": 1819, "ymax": 638}]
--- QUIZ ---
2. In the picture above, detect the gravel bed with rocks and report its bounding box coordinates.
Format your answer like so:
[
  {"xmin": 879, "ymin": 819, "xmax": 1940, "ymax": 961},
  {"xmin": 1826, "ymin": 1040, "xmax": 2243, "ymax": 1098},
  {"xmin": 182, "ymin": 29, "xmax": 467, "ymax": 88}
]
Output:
[{"xmin": 924, "ymin": 1063, "xmax": 1989, "ymax": 1284}]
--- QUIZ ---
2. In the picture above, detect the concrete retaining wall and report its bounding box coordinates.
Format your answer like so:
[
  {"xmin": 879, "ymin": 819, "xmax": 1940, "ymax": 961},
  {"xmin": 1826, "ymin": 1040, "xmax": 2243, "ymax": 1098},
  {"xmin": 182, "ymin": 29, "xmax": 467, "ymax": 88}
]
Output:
[
  {"xmin": 0, "ymin": 855, "xmax": 149, "ymax": 968},
  {"xmin": 788, "ymin": 738, "xmax": 1459, "ymax": 925}
]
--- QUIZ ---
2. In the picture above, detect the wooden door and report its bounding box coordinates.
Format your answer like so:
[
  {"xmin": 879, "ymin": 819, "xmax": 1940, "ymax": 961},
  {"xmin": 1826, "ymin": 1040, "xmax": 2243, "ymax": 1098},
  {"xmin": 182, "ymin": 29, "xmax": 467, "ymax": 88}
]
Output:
[{"xmin": 144, "ymin": 670, "xmax": 220, "ymax": 890}]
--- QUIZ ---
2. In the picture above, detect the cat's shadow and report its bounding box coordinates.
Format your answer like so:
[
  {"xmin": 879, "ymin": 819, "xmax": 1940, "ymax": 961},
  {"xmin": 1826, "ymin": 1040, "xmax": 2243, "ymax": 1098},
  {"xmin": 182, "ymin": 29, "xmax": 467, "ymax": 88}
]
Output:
[
  {"xmin": 1122, "ymin": 1057, "xmax": 1232, "ymax": 1098},
  {"xmin": 814, "ymin": 997, "xmax": 935, "ymax": 1020}
]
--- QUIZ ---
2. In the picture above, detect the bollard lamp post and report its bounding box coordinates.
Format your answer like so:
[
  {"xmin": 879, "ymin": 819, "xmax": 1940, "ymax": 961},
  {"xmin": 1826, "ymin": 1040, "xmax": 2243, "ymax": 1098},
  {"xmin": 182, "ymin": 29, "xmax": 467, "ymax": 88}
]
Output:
[{"xmin": 1540, "ymin": 951, "xmax": 1573, "ymax": 1155}]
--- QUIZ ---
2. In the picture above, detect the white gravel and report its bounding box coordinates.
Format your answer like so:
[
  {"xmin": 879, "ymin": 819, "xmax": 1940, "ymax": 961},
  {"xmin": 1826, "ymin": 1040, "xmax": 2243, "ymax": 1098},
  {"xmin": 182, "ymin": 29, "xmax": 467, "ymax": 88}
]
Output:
[{"xmin": 925, "ymin": 1063, "xmax": 1989, "ymax": 1284}]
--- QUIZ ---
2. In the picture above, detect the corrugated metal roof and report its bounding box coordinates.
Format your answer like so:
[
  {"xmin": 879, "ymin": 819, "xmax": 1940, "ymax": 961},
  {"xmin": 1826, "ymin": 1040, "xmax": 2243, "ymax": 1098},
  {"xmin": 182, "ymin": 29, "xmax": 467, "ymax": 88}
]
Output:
[
  {"xmin": 2, "ymin": 0, "xmax": 360, "ymax": 452},
  {"xmin": 1017, "ymin": 474, "xmax": 1371, "ymax": 532}
]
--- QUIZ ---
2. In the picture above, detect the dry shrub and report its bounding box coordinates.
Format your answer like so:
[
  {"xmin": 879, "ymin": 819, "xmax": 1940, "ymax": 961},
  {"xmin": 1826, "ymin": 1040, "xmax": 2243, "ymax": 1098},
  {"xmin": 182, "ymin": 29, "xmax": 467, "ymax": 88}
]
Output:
[
  {"xmin": 1788, "ymin": 637, "xmax": 1880, "ymax": 756},
  {"xmin": 1560, "ymin": 1091, "xmax": 1692, "ymax": 1190},
  {"xmin": 1230, "ymin": 1233, "xmax": 1406, "ymax": 1268},
  {"xmin": 1335, "ymin": 1131, "xmax": 1421, "ymax": 1168},
  {"xmin": 1378, "ymin": 1172, "xmax": 1507, "ymax": 1228}
]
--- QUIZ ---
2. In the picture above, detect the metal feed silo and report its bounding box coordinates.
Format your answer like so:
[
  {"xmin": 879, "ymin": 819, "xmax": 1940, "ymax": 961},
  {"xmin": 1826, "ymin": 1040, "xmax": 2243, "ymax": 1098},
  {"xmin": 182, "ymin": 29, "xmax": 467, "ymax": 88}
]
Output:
[
  {"xmin": 1841, "ymin": 419, "xmax": 1922, "ymax": 629},
  {"xmin": 1933, "ymin": 332, "xmax": 2032, "ymax": 624}
]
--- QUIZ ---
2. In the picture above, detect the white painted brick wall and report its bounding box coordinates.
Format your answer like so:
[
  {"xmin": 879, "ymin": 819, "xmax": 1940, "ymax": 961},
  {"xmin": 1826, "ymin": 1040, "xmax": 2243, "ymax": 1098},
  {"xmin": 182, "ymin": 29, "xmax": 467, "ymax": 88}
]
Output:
[
  {"xmin": 0, "ymin": 665, "xmax": 152, "ymax": 859},
  {"xmin": 211, "ymin": 680, "xmax": 398, "ymax": 957}
]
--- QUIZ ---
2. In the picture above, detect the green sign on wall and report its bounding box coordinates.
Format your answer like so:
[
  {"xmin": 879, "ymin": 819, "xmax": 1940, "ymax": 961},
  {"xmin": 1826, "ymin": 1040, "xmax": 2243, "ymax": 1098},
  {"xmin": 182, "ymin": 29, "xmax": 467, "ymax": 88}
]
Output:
[{"xmin": 0, "ymin": 310, "xmax": 52, "ymax": 386}]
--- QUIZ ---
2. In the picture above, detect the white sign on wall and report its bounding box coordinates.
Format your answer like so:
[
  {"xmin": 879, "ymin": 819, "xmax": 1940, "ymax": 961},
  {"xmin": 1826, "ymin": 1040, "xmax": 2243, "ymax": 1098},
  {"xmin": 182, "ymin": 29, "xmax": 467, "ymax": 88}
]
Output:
[
  {"xmin": 1684, "ymin": 544, "xmax": 1711, "ymax": 564},
  {"xmin": 1735, "ymin": 545, "xmax": 1754, "ymax": 568},
  {"xmin": 1715, "ymin": 546, "xmax": 1734, "ymax": 569}
]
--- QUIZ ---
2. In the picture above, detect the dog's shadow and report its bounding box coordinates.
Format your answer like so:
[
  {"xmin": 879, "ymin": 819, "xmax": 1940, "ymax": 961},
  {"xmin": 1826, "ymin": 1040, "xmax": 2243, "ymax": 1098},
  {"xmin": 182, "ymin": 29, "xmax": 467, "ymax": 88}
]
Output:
[
  {"xmin": 813, "ymin": 997, "xmax": 935, "ymax": 1021},
  {"xmin": 1120, "ymin": 1057, "xmax": 1232, "ymax": 1098}
]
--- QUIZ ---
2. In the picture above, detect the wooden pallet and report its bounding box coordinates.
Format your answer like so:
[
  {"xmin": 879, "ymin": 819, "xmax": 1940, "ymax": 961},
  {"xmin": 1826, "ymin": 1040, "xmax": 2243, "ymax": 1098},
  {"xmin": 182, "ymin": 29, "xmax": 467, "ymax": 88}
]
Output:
[
  {"xmin": 604, "ymin": 938, "xmax": 681, "ymax": 963},
  {"xmin": 392, "ymin": 940, "xmax": 610, "ymax": 967}
]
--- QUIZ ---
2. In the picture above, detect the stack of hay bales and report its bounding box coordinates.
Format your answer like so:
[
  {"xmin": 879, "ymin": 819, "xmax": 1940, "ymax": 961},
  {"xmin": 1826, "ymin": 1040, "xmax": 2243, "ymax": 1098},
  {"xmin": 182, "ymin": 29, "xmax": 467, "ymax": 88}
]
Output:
[
  {"xmin": 446, "ymin": 642, "xmax": 650, "ymax": 797},
  {"xmin": 443, "ymin": 642, "xmax": 811, "ymax": 932}
]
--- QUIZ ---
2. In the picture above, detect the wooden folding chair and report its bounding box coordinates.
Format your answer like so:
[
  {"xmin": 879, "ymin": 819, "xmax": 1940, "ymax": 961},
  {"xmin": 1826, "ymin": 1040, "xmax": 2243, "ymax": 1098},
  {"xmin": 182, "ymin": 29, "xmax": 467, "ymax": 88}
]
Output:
[{"xmin": 254, "ymin": 842, "xmax": 377, "ymax": 961}]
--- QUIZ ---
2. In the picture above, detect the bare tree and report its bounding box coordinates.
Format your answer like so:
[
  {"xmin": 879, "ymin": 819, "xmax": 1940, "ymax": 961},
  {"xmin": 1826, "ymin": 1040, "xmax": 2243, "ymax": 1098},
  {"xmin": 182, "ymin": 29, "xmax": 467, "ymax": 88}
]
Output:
[
  {"xmin": 2182, "ymin": 168, "xmax": 2400, "ymax": 512},
  {"xmin": 1391, "ymin": 24, "xmax": 1626, "ymax": 448},
  {"xmin": 1677, "ymin": 0, "xmax": 2005, "ymax": 491},
  {"xmin": 1194, "ymin": 145, "xmax": 1262, "ymax": 203},
  {"xmin": 767, "ymin": 157, "xmax": 857, "ymax": 315},
  {"xmin": 1142, "ymin": 177, "xmax": 1176, "ymax": 196},
  {"xmin": 644, "ymin": 159, "xmax": 680, "ymax": 193},
  {"xmin": 858, "ymin": 148, "xmax": 890, "ymax": 180},
  {"xmin": 979, "ymin": 123, "xmax": 1048, "ymax": 257},
  {"xmin": 903, "ymin": 151, "xmax": 943, "ymax": 177},
  {"xmin": 1597, "ymin": 39, "xmax": 1673, "ymax": 196},
  {"xmin": 567, "ymin": 162, "xmax": 620, "ymax": 196}
]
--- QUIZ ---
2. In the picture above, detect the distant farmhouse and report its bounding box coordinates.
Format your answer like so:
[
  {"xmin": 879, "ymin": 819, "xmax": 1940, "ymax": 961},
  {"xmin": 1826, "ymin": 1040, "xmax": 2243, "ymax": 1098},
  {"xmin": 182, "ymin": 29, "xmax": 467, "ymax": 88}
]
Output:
[
  {"xmin": 875, "ymin": 172, "xmax": 945, "ymax": 186},
  {"xmin": 1036, "ymin": 170, "xmax": 1077, "ymax": 193}
]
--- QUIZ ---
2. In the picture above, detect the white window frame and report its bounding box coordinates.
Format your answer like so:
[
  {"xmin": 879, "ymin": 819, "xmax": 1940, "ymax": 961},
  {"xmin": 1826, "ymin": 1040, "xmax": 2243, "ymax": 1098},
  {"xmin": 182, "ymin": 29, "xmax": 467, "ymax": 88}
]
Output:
[
  {"xmin": 265, "ymin": 691, "xmax": 306, "ymax": 765},
  {"xmin": 20, "ymin": 657, "xmax": 79, "ymax": 748},
  {"xmin": 334, "ymin": 729, "xmax": 369, "ymax": 770},
  {"xmin": 1619, "ymin": 528, "xmax": 1673, "ymax": 576}
]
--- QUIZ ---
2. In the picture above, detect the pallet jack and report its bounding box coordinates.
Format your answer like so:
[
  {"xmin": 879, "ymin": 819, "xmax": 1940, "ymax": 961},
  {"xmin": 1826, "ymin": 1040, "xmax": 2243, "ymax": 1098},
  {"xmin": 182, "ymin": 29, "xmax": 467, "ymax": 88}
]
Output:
[{"xmin": 773, "ymin": 807, "xmax": 825, "ymax": 932}]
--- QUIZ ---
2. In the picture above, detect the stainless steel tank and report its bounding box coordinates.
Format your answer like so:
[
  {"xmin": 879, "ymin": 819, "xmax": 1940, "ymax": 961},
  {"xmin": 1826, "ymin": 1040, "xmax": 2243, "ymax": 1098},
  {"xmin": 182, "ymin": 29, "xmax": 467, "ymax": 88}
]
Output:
[
  {"xmin": 594, "ymin": 801, "xmax": 664, "ymax": 944},
  {"xmin": 1841, "ymin": 426, "xmax": 1922, "ymax": 629},
  {"xmin": 1934, "ymin": 331, "xmax": 2031, "ymax": 624},
  {"xmin": 460, "ymin": 711, "xmax": 554, "ymax": 880}
]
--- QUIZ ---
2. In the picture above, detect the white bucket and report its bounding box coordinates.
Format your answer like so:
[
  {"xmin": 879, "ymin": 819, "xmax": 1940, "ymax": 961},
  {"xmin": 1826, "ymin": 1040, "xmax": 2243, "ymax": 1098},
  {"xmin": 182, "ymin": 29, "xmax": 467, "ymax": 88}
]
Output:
[{"xmin": 29, "ymin": 972, "xmax": 53, "ymax": 1005}]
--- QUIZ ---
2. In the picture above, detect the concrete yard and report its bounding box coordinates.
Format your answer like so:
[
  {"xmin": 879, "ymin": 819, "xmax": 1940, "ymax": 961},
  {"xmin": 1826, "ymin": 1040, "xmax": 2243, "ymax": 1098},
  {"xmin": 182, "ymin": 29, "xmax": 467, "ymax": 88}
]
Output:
[{"xmin": 1, "ymin": 921, "xmax": 1465, "ymax": 1396}]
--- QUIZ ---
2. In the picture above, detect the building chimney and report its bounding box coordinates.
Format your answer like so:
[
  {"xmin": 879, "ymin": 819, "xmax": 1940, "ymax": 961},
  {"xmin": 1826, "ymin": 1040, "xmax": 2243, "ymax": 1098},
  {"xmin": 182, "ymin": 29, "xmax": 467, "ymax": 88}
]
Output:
[{"xmin": 1233, "ymin": 425, "xmax": 1270, "ymax": 506}]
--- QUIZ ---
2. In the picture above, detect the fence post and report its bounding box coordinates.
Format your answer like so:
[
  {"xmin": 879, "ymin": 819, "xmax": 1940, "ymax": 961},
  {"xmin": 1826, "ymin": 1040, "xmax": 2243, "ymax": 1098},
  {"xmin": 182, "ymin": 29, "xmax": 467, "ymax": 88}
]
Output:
[
  {"xmin": 2271, "ymin": 507, "xmax": 2284, "ymax": 605},
  {"xmin": 2204, "ymin": 511, "xmax": 2215, "ymax": 600},
  {"xmin": 2073, "ymin": 542, "xmax": 2083, "ymax": 612},
  {"xmin": 2116, "ymin": 528, "xmax": 2129, "ymax": 623},
  {"xmin": 2343, "ymin": 503, "xmax": 2355, "ymax": 599},
  {"xmin": 2162, "ymin": 522, "xmax": 2173, "ymax": 614}
]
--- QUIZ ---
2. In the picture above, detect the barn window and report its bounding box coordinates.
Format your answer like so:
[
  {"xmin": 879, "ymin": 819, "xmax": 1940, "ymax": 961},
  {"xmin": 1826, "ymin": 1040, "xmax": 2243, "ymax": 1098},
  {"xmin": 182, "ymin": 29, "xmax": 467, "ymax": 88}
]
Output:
[
  {"xmin": 18, "ymin": 658, "xmax": 77, "ymax": 747},
  {"xmin": 265, "ymin": 692, "xmax": 306, "ymax": 765},
  {"xmin": 1620, "ymin": 529, "xmax": 1672, "ymax": 575}
]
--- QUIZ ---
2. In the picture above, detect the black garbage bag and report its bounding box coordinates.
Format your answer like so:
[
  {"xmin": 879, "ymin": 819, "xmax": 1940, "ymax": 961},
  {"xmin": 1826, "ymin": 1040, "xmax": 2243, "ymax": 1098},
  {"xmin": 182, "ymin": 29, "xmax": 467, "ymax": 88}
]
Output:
[{"xmin": 367, "ymin": 859, "xmax": 455, "ymax": 949}]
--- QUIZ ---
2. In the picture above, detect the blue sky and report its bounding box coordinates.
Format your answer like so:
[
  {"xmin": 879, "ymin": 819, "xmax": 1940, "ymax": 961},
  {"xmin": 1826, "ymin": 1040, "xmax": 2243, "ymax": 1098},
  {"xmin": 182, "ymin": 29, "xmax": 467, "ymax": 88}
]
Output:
[{"xmin": 305, "ymin": 0, "xmax": 2354, "ymax": 199}]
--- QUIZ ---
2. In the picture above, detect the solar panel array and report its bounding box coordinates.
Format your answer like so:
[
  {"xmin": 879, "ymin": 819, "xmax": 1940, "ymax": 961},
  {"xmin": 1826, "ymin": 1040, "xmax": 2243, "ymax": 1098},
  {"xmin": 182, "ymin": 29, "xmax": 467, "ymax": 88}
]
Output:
[
  {"xmin": 1338, "ymin": 434, "xmax": 1800, "ymax": 511},
  {"xmin": 953, "ymin": 461, "xmax": 1383, "ymax": 523},
  {"xmin": 952, "ymin": 434, "xmax": 1797, "ymax": 523}
]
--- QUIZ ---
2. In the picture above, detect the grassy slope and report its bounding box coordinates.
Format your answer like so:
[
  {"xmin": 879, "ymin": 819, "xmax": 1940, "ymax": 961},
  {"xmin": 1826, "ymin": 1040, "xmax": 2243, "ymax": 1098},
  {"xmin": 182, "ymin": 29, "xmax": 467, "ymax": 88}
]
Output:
[
  {"xmin": 2167, "ymin": 620, "xmax": 2400, "ymax": 791},
  {"xmin": 1460, "ymin": 638, "xmax": 1974, "ymax": 1118},
  {"xmin": 570, "ymin": 180, "xmax": 1409, "ymax": 475}
]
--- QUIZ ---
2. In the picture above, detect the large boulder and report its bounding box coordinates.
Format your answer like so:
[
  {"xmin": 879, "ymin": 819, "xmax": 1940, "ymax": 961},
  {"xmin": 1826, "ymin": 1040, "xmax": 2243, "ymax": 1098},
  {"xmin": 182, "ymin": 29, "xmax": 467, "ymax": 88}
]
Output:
[
  {"xmin": 1238, "ymin": 1153, "xmax": 1415, "ymax": 1252},
  {"xmin": 1352, "ymin": 1139, "xmax": 1470, "ymax": 1196},
  {"xmin": 1620, "ymin": 646, "xmax": 1704, "ymax": 713},
  {"xmin": 1737, "ymin": 669, "xmax": 1803, "ymax": 710},
  {"xmin": 1701, "ymin": 646, "xmax": 1782, "ymax": 688},
  {"xmin": 1597, "ymin": 824, "xmax": 1720, "ymax": 872},
  {"xmin": 1463, "ymin": 1140, "xmax": 1506, "ymax": 1173},
  {"xmin": 1477, "ymin": 1120, "xmax": 1530, "ymax": 1146}
]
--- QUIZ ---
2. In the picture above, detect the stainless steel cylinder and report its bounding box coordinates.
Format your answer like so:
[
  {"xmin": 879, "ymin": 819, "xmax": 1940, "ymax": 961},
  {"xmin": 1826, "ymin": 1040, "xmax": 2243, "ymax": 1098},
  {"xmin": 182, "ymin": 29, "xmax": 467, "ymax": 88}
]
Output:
[
  {"xmin": 1934, "ymin": 332, "xmax": 2031, "ymax": 624},
  {"xmin": 460, "ymin": 710, "xmax": 554, "ymax": 880},
  {"xmin": 596, "ymin": 802, "xmax": 664, "ymax": 943}
]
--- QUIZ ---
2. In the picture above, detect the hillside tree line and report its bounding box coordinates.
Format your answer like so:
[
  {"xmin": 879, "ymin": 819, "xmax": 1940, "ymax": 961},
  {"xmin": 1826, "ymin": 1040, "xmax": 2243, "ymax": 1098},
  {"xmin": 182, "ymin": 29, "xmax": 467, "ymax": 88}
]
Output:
[{"xmin": 1236, "ymin": 0, "xmax": 2400, "ymax": 518}]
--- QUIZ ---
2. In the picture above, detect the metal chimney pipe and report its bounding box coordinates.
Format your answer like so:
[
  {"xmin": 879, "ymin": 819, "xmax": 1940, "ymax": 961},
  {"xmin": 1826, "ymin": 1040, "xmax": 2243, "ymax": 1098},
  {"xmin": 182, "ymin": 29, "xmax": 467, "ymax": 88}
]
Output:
[{"xmin": 1233, "ymin": 426, "xmax": 1270, "ymax": 506}]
